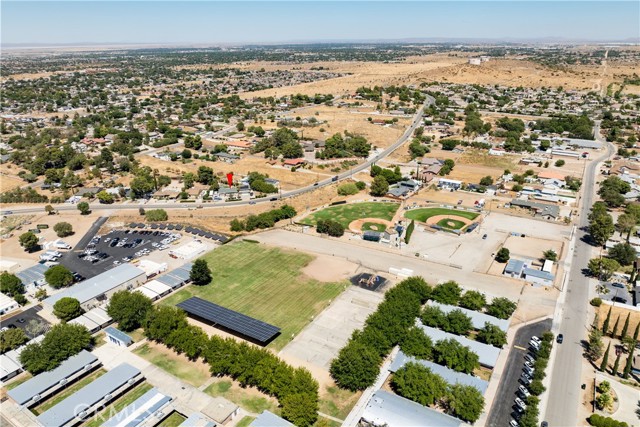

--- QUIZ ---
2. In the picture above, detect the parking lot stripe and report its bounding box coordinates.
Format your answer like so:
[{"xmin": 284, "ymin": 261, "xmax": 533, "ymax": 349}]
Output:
[{"xmin": 514, "ymin": 345, "xmax": 527, "ymax": 351}]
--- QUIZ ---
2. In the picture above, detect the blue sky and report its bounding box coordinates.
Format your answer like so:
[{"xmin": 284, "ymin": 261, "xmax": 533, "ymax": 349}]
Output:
[{"xmin": 1, "ymin": 1, "xmax": 638, "ymax": 45}]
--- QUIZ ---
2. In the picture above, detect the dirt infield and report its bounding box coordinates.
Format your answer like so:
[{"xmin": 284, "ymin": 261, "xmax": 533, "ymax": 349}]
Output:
[
  {"xmin": 349, "ymin": 218, "xmax": 395, "ymax": 234},
  {"xmin": 425, "ymin": 214, "xmax": 475, "ymax": 229}
]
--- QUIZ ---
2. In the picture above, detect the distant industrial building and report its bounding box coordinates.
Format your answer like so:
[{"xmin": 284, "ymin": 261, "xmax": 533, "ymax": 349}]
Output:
[{"xmin": 43, "ymin": 264, "xmax": 146, "ymax": 311}]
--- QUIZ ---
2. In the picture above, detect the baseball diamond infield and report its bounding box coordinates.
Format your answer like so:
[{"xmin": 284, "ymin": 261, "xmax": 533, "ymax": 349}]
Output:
[{"xmin": 349, "ymin": 218, "xmax": 395, "ymax": 234}]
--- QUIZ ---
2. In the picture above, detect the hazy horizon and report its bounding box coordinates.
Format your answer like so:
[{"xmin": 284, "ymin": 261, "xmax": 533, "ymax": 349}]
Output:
[{"xmin": 2, "ymin": 1, "xmax": 639, "ymax": 47}]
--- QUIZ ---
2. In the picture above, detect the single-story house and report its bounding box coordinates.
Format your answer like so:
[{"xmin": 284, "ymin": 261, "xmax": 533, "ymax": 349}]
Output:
[
  {"xmin": 509, "ymin": 199, "xmax": 560, "ymax": 220},
  {"xmin": 523, "ymin": 268, "xmax": 555, "ymax": 287},
  {"xmin": 283, "ymin": 158, "xmax": 307, "ymax": 167},
  {"xmin": 438, "ymin": 178, "xmax": 463, "ymax": 190}
]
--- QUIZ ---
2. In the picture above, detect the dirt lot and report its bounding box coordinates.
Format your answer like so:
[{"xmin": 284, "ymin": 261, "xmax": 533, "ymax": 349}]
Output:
[{"xmin": 596, "ymin": 304, "xmax": 640, "ymax": 337}]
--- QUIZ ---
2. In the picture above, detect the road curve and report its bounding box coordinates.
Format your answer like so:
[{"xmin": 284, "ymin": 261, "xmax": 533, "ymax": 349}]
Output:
[{"xmin": 1, "ymin": 96, "xmax": 434, "ymax": 216}]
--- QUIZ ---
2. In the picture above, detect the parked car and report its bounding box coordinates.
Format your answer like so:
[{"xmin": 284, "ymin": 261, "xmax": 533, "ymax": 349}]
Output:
[
  {"xmin": 524, "ymin": 353, "xmax": 536, "ymax": 364},
  {"xmin": 523, "ymin": 365, "xmax": 535, "ymax": 376},
  {"xmin": 531, "ymin": 336, "xmax": 541, "ymax": 343},
  {"xmin": 612, "ymin": 296, "xmax": 627, "ymax": 304},
  {"xmin": 515, "ymin": 397, "xmax": 527, "ymax": 409},
  {"xmin": 524, "ymin": 360, "xmax": 535, "ymax": 370},
  {"xmin": 611, "ymin": 282, "xmax": 625, "ymax": 289},
  {"xmin": 518, "ymin": 385, "xmax": 531, "ymax": 398},
  {"xmin": 482, "ymin": 234, "xmax": 488, "ymax": 240},
  {"xmin": 510, "ymin": 420, "xmax": 519, "ymax": 427},
  {"xmin": 556, "ymin": 334, "xmax": 564, "ymax": 344},
  {"xmin": 520, "ymin": 373, "xmax": 532, "ymax": 385}
]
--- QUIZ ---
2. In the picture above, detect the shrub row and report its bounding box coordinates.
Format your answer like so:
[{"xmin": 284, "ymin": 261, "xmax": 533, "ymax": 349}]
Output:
[
  {"xmin": 316, "ymin": 219, "xmax": 345, "ymax": 237},
  {"xmin": 230, "ymin": 205, "xmax": 296, "ymax": 232},
  {"xmin": 404, "ymin": 219, "xmax": 415, "ymax": 244},
  {"xmin": 588, "ymin": 414, "xmax": 629, "ymax": 427},
  {"xmin": 518, "ymin": 332, "xmax": 554, "ymax": 427},
  {"xmin": 421, "ymin": 305, "xmax": 507, "ymax": 347},
  {"xmin": 144, "ymin": 306, "xmax": 318, "ymax": 427},
  {"xmin": 429, "ymin": 281, "xmax": 517, "ymax": 320}
]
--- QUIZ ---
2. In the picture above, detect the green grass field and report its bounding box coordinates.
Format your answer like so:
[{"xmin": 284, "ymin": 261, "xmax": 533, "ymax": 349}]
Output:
[
  {"xmin": 436, "ymin": 218, "xmax": 467, "ymax": 230},
  {"xmin": 84, "ymin": 383, "xmax": 153, "ymax": 427},
  {"xmin": 361, "ymin": 222, "xmax": 386, "ymax": 232},
  {"xmin": 133, "ymin": 343, "xmax": 209, "ymax": 387},
  {"xmin": 32, "ymin": 369, "xmax": 106, "ymax": 415},
  {"xmin": 404, "ymin": 207, "xmax": 479, "ymax": 222},
  {"xmin": 157, "ymin": 412, "xmax": 187, "ymax": 427},
  {"xmin": 162, "ymin": 242, "xmax": 347, "ymax": 350},
  {"xmin": 203, "ymin": 380, "xmax": 279, "ymax": 414},
  {"xmin": 236, "ymin": 416, "xmax": 256, "ymax": 427},
  {"xmin": 299, "ymin": 202, "xmax": 399, "ymax": 228}
]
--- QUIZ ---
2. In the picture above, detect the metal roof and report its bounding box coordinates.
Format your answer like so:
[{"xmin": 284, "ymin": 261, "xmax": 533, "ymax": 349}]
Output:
[
  {"xmin": 43, "ymin": 264, "xmax": 145, "ymax": 306},
  {"xmin": 177, "ymin": 297, "xmax": 280, "ymax": 344},
  {"xmin": 82, "ymin": 306, "xmax": 112, "ymax": 327},
  {"xmin": 523, "ymin": 268, "xmax": 555, "ymax": 281},
  {"xmin": 509, "ymin": 199, "xmax": 560, "ymax": 218},
  {"xmin": 0, "ymin": 354, "xmax": 22, "ymax": 380},
  {"xmin": 36, "ymin": 363, "xmax": 142, "ymax": 427},
  {"xmin": 362, "ymin": 390, "xmax": 465, "ymax": 427},
  {"xmin": 8, "ymin": 350, "xmax": 98, "ymax": 406},
  {"xmin": 156, "ymin": 263, "xmax": 193, "ymax": 288},
  {"xmin": 102, "ymin": 387, "xmax": 171, "ymax": 427},
  {"xmin": 389, "ymin": 351, "xmax": 488, "ymax": 394},
  {"xmin": 104, "ymin": 327, "xmax": 133, "ymax": 345},
  {"xmin": 417, "ymin": 324, "xmax": 501, "ymax": 368},
  {"xmin": 16, "ymin": 263, "xmax": 49, "ymax": 285},
  {"xmin": 69, "ymin": 315, "xmax": 100, "ymax": 331},
  {"xmin": 180, "ymin": 413, "xmax": 217, "ymax": 427},
  {"xmin": 429, "ymin": 302, "xmax": 510, "ymax": 332},
  {"xmin": 504, "ymin": 259, "xmax": 525, "ymax": 275},
  {"xmin": 250, "ymin": 410, "xmax": 294, "ymax": 427}
]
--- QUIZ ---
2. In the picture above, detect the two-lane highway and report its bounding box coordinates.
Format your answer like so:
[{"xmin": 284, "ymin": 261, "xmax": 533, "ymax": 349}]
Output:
[
  {"xmin": 0, "ymin": 96, "xmax": 434, "ymax": 216},
  {"xmin": 544, "ymin": 121, "xmax": 614, "ymax": 426}
]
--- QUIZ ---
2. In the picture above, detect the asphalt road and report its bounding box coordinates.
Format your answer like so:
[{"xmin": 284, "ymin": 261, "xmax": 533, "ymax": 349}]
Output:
[
  {"xmin": 486, "ymin": 319, "xmax": 552, "ymax": 427},
  {"xmin": 544, "ymin": 122, "xmax": 614, "ymax": 427},
  {"xmin": 0, "ymin": 96, "xmax": 434, "ymax": 216}
]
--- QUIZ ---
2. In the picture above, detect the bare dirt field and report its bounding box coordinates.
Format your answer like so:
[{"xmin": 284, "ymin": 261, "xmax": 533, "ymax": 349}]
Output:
[
  {"xmin": 302, "ymin": 254, "xmax": 359, "ymax": 282},
  {"xmin": 596, "ymin": 304, "xmax": 640, "ymax": 337}
]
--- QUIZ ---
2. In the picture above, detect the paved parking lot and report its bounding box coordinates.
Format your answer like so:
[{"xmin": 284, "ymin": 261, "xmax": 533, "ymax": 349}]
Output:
[
  {"xmin": 61, "ymin": 229, "xmax": 181, "ymax": 279},
  {"xmin": 598, "ymin": 280, "xmax": 633, "ymax": 305},
  {"xmin": 486, "ymin": 318, "xmax": 552, "ymax": 427},
  {"xmin": 2, "ymin": 306, "xmax": 51, "ymax": 337}
]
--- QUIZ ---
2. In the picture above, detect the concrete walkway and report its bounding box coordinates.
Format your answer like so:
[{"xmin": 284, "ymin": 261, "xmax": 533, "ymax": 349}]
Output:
[{"xmin": 596, "ymin": 371, "xmax": 640, "ymax": 427}]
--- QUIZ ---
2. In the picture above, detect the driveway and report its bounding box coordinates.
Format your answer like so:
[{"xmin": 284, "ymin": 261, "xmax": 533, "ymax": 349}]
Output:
[
  {"xmin": 486, "ymin": 319, "xmax": 552, "ymax": 427},
  {"xmin": 598, "ymin": 281, "xmax": 633, "ymax": 305}
]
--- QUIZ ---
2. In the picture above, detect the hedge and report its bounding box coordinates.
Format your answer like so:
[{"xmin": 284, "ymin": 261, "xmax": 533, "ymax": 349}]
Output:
[{"xmin": 588, "ymin": 414, "xmax": 629, "ymax": 427}]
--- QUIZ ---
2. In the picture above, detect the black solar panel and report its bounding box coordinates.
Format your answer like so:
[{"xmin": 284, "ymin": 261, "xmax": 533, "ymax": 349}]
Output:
[
  {"xmin": 177, "ymin": 297, "xmax": 280, "ymax": 344},
  {"xmin": 175, "ymin": 225, "xmax": 183, "ymax": 230}
]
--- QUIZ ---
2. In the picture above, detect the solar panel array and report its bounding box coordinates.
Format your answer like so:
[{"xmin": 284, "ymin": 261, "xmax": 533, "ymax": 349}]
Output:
[{"xmin": 177, "ymin": 297, "xmax": 280, "ymax": 344}]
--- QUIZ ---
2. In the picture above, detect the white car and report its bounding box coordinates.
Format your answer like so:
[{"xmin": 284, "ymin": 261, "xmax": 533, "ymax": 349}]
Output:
[
  {"xmin": 524, "ymin": 354, "xmax": 535, "ymax": 364},
  {"xmin": 515, "ymin": 397, "xmax": 527, "ymax": 409},
  {"xmin": 524, "ymin": 360, "xmax": 535, "ymax": 370},
  {"xmin": 523, "ymin": 365, "xmax": 535, "ymax": 376},
  {"xmin": 518, "ymin": 385, "xmax": 531, "ymax": 398},
  {"xmin": 510, "ymin": 420, "xmax": 519, "ymax": 427},
  {"xmin": 531, "ymin": 336, "xmax": 541, "ymax": 343}
]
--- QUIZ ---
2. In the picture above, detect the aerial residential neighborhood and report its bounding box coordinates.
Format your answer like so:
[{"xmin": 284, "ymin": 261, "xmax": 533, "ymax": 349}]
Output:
[{"xmin": 0, "ymin": 2, "xmax": 639, "ymax": 427}]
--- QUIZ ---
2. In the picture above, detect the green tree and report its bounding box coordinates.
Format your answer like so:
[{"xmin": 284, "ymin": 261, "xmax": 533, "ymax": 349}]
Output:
[
  {"xmin": 96, "ymin": 190, "xmax": 114, "ymax": 204},
  {"xmin": 0, "ymin": 272, "xmax": 24, "ymax": 296},
  {"xmin": 616, "ymin": 213, "xmax": 636, "ymax": 242},
  {"xmin": 77, "ymin": 201, "xmax": 90, "ymax": 215},
  {"xmin": 44, "ymin": 265, "xmax": 74, "ymax": 289},
  {"xmin": 145, "ymin": 209, "xmax": 168, "ymax": 221},
  {"xmin": 433, "ymin": 338, "xmax": 479, "ymax": 374},
  {"xmin": 0, "ymin": 328, "xmax": 28, "ymax": 354},
  {"xmin": 477, "ymin": 322, "xmax": 508, "ymax": 347},
  {"xmin": 600, "ymin": 342, "xmax": 611, "ymax": 371},
  {"xmin": 330, "ymin": 341, "xmax": 382, "ymax": 391},
  {"xmin": 19, "ymin": 323, "xmax": 92, "ymax": 374},
  {"xmin": 602, "ymin": 307, "xmax": 612, "ymax": 335},
  {"xmin": 612, "ymin": 352, "xmax": 622, "ymax": 376},
  {"xmin": 107, "ymin": 290, "xmax": 153, "ymax": 331},
  {"xmin": 53, "ymin": 221, "xmax": 73, "ymax": 237},
  {"xmin": 587, "ymin": 327, "xmax": 604, "ymax": 362},
  {"xmin": 528, "ymin": 379, "xmax": 546, "ymax": 396},
  {"xmin": 431, "ymin": 281, "xmax": 462, "ymax": 305},
  {"xmin": 400, "ymin": 327, "xmax": 433, "ymax": 360},
  {"xmin": 543, "ymin": 249, "xmax": 558, "ymax": 261},
  {"xmin": 495, "ymin": 247, "xmax": 510, "ymax": 263},
  {"xmin": 280, "ymin": 393, "xmax": 318, "ymax": 427},
  {"xmin": 45, "ymin": 205, "xmax": 55, "ymax": 215},
  {"xmin": 143, "ymin": 306, "xmax": 188, "ymax": 342},
  {"xmin": 459, "ymin": 290, "xmax": 486, "ymax": 311},
  {"xmin": 190, "ymin": 259, "xmax": 212, "ymax": 286},
  {"xmin": 19, "ymin": 231, "xmax": 39, "ymax": 252},
  {"xmin": 622, "ymin": 348, "xmax": 634, "ymax": 379},
  {"xmin": 444, "ymin": 309, "xmax": 473, "ymax": 335},
  {"xmin": 620, "ymin": 313, "xmax": 631, "ymax": 339},
  {"xmin": 479, "ymin": 176, "xmax": 493, "ymax": 186},
  {"xmin": 445, "ymin": 384, "xmax": 485, "ymax": 423},
  {"xmin": 337, "ymin": 182, "xmax": 359, "ymax": 196},
  {"xmin": 588, "ymin": 258, "xmax": 620, "ymax": 281},
  {"xmin": 555, "ymin": 159, "xmax": 565, "ymax": 167},
  {"xmin": 53, "ymin": 297, "xmax": 83, "ymax": 321},
  {"xmin": 589, "ymin": 211, "xmax": 615, "ymax": 246},
  {"xmin": 230, "ymin": 219, "xmax": 245, "ymax": 232},
  {"xmin": 391, "ymin": 362, "xmax": 449, "ymax": 406},
  {"xmin": 486, "ymin": 297, "xmax": 517, "ymax": 319},
  {"xmin": 608, "ymin": 243, "xmax": 636, "ymax": 266},
  {"xmin": 34, "ymin": 288, "xmax": 48, "ymax": 301},
  {"xmin": 369, "ymin": 175, "xmax": 389, "ymax": 197},
  {"xmin": 611, "ymin": 316, "xmax": 620, "ymax": 338}
]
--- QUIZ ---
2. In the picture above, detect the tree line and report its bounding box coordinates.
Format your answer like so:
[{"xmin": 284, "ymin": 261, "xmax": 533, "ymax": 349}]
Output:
[{"xmin": 230, "ymin": 205, "xmax": 296, "ymax": 232}]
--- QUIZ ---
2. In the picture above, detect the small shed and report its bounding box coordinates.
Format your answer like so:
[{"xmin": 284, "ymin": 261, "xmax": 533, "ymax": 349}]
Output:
[
  {"xmin": 104, "ymin": 327, "xmax": 133, "ymax": 347},
  {"xmin": 363, "ymin": 230, "xmax": 382, "ymax": 242}
]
